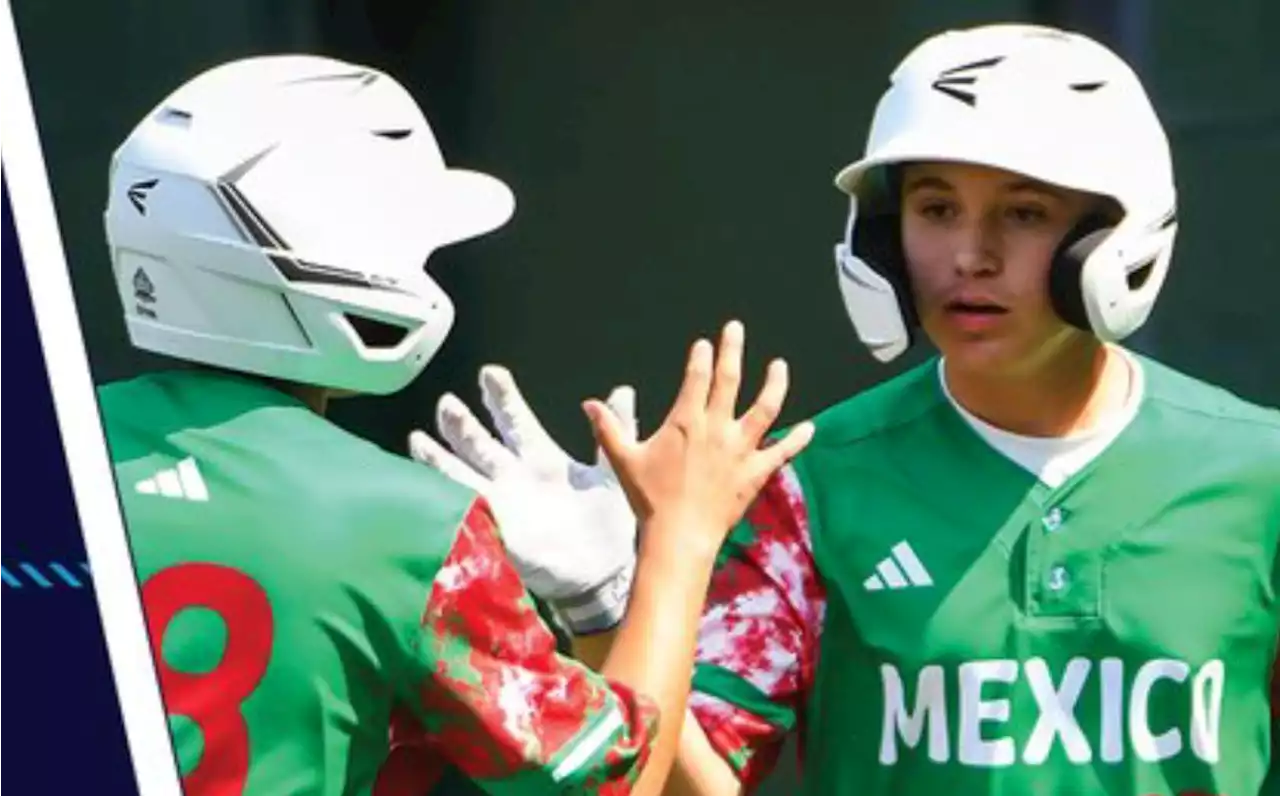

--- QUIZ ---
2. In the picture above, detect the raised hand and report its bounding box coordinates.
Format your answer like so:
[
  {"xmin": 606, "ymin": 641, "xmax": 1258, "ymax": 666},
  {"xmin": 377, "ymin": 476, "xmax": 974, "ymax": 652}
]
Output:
[
  {"xmin": 408, "ymin": 366, "xmax": 640, "ymax": 634},
  {"xmin": 583, "ymin": 319, "xmax": 813, "ymax": 558}
]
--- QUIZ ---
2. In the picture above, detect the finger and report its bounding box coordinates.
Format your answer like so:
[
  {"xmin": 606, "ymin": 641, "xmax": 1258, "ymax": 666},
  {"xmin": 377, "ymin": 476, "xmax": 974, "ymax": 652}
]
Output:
[
  {"xmin": 478, "ymin": 364, "xmax": 562, "ymax": 458},
  {"xmin": 669, "ymin": 337, "xmax": 714, "ymax": 426},
  {"xmin": 407, "ymin": 430, "xmax": 493, "ymax": 495},
  {"xmin": 605, "ymin": 385, "xmax": 638, "ymax": 442},
  {"xmin": 739, "ymin": 358, "xmax": 791, "ymax": 443},
  {"xmin": 436, "ymin": 393, "xmax": 520, "ymax": 479},
  {"xmin": 750, "ymin": 420, "xmax": 815, "ymax": 482},
  {"xmin": 594, "ymin": 384, "xmax": 638, "ymax": 472},
  {"xmin": 582, "ymin": 398, "xmax": 635, "ymax": 472},
  {"xmin": 706, "ymin": 319, "xmax": 745, "ymax": 417}
]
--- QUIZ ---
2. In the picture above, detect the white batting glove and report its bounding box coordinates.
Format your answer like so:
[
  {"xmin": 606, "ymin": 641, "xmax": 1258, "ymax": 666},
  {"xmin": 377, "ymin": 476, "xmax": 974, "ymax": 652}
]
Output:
[{"xmin": 408, "ymin": 365, "xmax": 639, "ymax": 635}]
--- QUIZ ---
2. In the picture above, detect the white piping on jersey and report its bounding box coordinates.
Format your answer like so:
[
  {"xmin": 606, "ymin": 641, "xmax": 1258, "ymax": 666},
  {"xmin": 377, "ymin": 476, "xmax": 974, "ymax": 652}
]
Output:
[
  {"xmin": 551, "ymin": 704, "xmax": 624, "ymax": 782},
  {"xmin": 937, "ymin": 346, "xmax": 1145, "ymax": 489}
]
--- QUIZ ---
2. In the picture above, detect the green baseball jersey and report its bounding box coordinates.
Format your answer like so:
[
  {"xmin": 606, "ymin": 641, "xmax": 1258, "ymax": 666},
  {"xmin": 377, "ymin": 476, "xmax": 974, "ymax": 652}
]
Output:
[
  {"xmin": 99, "ymin": 370, "xmax": 657, "ymax": 796},
  {"xmin": 688, "ymin": 353, "xmax": 1279, "ymax": 795}
]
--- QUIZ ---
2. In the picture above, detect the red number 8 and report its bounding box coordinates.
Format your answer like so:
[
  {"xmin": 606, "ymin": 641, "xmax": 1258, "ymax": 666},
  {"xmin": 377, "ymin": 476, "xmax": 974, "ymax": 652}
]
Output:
[{"xmin": 142, "ymin": 563, "xmax": 274, "ymax": 796}]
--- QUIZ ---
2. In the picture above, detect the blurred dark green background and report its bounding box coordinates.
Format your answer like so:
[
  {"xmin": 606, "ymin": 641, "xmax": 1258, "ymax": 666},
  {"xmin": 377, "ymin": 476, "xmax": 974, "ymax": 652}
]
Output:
[{"xmin": 13, "ymin": 1, "xmax": 1278, "ymax": 792}]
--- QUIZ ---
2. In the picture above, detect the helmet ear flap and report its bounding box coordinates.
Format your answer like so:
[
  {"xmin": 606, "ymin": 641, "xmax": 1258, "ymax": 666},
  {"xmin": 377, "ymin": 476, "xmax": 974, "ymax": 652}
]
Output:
[
  {"xmin": 851, "ymin": 212, "xmax": 917, "ymax": 330},
  {"xmin": 1049, "ymin": 212, "xmax": 1115, "ymax": 332},
  {"xmin": 849, "ymin": 165, "xmax": 919, "ymax": 329}
]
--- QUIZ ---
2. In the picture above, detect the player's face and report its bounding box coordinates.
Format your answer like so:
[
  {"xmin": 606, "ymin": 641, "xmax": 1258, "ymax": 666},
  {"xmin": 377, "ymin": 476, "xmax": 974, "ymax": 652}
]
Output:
[{"xmin": 900, "ymin": 161, "xmax": 1103, "ymax": 377}]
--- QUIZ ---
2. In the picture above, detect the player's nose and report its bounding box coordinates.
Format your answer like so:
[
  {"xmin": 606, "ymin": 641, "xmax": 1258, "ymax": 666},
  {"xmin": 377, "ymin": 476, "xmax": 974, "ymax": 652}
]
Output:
[{"xmin": 953, "ymin": 223, "xmax": 1000, "ymax": 277}]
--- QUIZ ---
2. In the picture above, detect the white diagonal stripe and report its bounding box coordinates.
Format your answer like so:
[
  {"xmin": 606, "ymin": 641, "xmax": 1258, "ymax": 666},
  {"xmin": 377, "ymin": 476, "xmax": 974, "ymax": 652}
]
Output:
[
  {"xmin": 136, "ymin": 478, "xmax": 157, "ymax": 495},
  {"xmin": 876, "ymin": 558, "xmax": 908, "ymax": 589},
  {"xmin": 552, "ymin": 705, "xmax": 624, "ymax": 782},
  {"xmin": 892, "ymin": 541, "xmax": 933, "ymax": 587},
  {"xmin": 156, "ymin": 468, "xmax": 182, "ymax": 498},
  {"xmin": 177, "ymin": 458, "xmax": 208, "ymax": 501},
  {"xmin": 863, "ymin": 574, "xmax": 884, "ymax": 592}
]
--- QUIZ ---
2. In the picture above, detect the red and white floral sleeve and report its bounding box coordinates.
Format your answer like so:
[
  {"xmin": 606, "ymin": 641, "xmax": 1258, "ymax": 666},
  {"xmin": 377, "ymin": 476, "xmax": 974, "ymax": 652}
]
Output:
[
  {"xmin": 375, "ymin": 498, "xmax": 658, "ymax": 796},
  {"xmin": 687, "ymin": 463, "xmax": 826, "ymax": 792}
]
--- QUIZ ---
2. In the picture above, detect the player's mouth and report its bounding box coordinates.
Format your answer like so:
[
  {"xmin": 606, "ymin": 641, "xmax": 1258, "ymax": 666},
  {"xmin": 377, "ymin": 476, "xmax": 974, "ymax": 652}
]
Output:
[{"xmin": 943, "ymin": 297, "xmax": 1009, "ymax": 332}]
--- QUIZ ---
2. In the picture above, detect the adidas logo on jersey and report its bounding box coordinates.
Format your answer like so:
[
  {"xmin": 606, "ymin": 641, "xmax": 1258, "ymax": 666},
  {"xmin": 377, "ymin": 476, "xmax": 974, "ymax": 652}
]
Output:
[
  {"xmin": 863, "ymin": 541, "xmax": 933, "ymax": 591},
  {"xmin": 134, "ymin": 457, "xmax": 208, "ymax": 502}
]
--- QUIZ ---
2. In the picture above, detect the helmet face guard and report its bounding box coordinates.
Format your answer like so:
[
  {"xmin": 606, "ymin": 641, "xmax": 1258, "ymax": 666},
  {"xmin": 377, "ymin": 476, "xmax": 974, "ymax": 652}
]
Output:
[{"xmin": 832, "ymin": 25, "xmax": 1178, "ymax": 363}]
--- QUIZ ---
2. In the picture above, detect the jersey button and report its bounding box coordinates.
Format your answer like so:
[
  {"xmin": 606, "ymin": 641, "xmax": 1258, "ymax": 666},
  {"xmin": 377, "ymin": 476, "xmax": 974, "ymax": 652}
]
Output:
[
  {"xmin": 1047, "ymin": 565, "xmax": 1070, "ymax": 593},
  {"xmin": 1042, "ymin": 507, "xmax": 1065, "ymax": 532}
]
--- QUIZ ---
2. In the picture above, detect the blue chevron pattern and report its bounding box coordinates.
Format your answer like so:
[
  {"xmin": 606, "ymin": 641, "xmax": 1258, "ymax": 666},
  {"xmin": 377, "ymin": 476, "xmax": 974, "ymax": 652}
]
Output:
[{"xmin": 3, "ymin": 561, "xmax": 92, "ymax": 589}]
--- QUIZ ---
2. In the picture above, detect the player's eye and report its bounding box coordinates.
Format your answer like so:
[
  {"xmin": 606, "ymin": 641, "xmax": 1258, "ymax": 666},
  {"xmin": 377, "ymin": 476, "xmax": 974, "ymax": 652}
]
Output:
[
  {"xmin": 914, "ymin": 199, "xmax": 957, "ymax": 223},
  {"xmin": 1005, "ymin": 203, "xmax": 1050, "ymax": 226}
]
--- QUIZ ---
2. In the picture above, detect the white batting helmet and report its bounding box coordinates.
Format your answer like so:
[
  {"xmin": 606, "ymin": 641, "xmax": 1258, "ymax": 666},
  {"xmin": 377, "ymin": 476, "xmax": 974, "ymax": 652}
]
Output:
[
  {"xmin": 833, "ymin": 24, "xmax": 1178, "ymax": 362},
  {"xmin": 105, "ymin": 54, "xmax": 514, "ymax": 395}
]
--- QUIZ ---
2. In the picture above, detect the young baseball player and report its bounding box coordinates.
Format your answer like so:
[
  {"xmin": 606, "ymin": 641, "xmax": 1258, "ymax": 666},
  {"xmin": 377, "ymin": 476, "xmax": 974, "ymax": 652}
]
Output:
[
  {"xmin": 415, "ymin": 23, "xmax": 1279, "ymax": 796},
  {"xmin": 96, "ymin": 54, "xmax": 811, "ymax": 795}
]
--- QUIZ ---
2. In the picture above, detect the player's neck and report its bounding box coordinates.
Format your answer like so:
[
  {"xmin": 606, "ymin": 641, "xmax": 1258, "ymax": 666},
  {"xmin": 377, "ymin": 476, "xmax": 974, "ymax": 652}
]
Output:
[
  {"xmin": 275, "ymin": 382, "xmax": 331, "ymax": 415},
  {"xmin": 942, "ymin": 341, "xmax": 1132, "ymax": 439},
  {"xmin": 177, "ymin": 362, "xmax": 332, "ymax": 415}
]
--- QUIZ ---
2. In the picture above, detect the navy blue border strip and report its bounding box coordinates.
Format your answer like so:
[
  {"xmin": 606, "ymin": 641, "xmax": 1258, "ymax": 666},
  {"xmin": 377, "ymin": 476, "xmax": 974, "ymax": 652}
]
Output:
[{"xmin": 3, "ymin": 174, "xmax": 141, "ymax": 795}]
